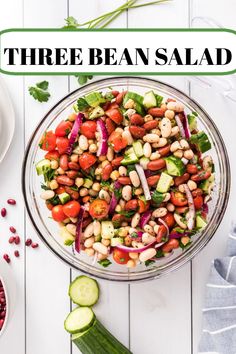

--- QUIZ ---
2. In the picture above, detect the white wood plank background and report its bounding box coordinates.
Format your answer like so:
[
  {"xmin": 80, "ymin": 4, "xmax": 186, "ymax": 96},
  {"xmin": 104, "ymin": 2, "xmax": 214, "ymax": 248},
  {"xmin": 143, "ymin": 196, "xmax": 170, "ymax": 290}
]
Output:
[{"xmin": 0, "ymin": 1, "xmax": 235, "ymax": 353}]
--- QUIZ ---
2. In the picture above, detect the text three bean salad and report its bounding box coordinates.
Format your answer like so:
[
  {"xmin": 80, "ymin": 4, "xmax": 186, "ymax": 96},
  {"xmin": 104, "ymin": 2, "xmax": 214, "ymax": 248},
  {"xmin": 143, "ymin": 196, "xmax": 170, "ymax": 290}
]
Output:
[{"xmin": 36, "ymin": 88, "xmax": 215, "ymax": 268}]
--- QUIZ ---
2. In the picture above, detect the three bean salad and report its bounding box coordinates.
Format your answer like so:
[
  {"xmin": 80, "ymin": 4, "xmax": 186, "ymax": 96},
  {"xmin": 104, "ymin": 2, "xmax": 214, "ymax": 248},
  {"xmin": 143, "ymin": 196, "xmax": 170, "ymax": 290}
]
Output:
[{"xmin": 36, "ymin": 88, "xmax": 215, "ymax": 268}]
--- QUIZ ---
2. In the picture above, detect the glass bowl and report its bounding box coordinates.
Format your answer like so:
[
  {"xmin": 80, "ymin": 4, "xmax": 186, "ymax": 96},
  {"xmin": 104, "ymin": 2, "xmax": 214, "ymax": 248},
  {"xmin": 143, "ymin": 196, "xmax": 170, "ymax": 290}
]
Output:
[{"xmin": 22, "ymin": 77, "xmax": 230, "ymax": 282}]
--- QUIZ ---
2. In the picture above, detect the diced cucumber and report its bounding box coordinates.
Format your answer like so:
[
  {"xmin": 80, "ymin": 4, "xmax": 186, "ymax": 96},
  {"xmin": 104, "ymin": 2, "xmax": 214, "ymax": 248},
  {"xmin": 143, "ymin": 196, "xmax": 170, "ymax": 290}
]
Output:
[
  {"xmin": 134, "ymin": 101, "xmax": 146, "ymax": 116},
  {"xmin": 35, "ymin": 159, "xmax": 51, "ymax": 176},
  {"xmin": 190, "ymin": 131, "xmax": 211, "ymax": 153},
  {"xmin": 139, "ymin": 156, "xmax": 150, "ymax": 170},
  {"xmin": 165, "ymin": 156, "xmax": 185, "ymax": 176},
  {"xmin": 85, "ymin": 92, "xmax": 105, "ymax": 107},
  {"xmin": 199, "ymin": 174, "xmax": 215, "ymax": 194},
  {"xmin": 89, "ymin": 106, "xmax": 105, "ymax": 119},
  {"xmin": 156, "ymin": 172, "xmax": 173, "ymax": 193},
  {"xmin": 155, "ymin": 94, "xmax": 163, "ymax": 107},
  {"xmin": 72, "ymin": 319, "xmax": 132, "ymax": 354},
  {"xmin": 69, "ymin": 276, "xmax": 99, "ymax": 306},
  {"xmin": 123, "ymin": 92, "xmax": 144, "ymax": 106},
  {"xmin": 58, "ymin": 192, "xmax": 70, "ymax": 205},
  {"xmin": 101, "ymin": 221, "xmax": 115, "ymax": 239},
  {"xmin": 83, "ymin": 178, "xmax": 93, "ymax": 189},
  {"xmin": 187, "ymin": 114, "xmax": 197, "ymax": 131},
  {"xmin": 143, "ymin": 91, "xmax": 157, "ymax": 109},
  {"xmin": 196, "ymin": 215, "xmax": 207, "ymax": 229},
  {"xmin": 59, "ymin": 226, "xmax": 75, "ymax": 246},
  {"xmin": 133, "ymin": 140, "xmax": 143, "ymax": 158},
  {"xmin": 64, "ymin": 307, "xmax": 95, "ymax": 334},
  {"xmin": 151, "ymin": 190, "xmax": 165, "ymax": 206},
  {"xmin": 110, "ymin": 237, "xmax": 124, "ymax": 247},
  {"xmin": 121, "ymin": 147, "xmax": 139, "ymax": 165}
]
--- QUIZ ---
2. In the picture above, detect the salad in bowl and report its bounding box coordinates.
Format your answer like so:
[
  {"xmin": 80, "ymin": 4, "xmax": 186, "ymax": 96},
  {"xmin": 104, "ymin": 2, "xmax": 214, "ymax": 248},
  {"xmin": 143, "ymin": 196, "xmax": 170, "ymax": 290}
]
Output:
[{"xmin": 35, "ymin": 85, "xmax": 215, "ymax": 269}]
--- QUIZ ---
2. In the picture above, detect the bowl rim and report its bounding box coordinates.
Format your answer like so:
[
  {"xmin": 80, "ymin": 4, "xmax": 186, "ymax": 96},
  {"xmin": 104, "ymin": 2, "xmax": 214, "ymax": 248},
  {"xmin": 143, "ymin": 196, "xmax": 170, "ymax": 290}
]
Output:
[
  {"xmin": 0, "ymin": 275, "xmax": 9, "ymax": 336},
  {"xmin": 21, "ymin": 76, "xmax": 231, "ymax": 282}
]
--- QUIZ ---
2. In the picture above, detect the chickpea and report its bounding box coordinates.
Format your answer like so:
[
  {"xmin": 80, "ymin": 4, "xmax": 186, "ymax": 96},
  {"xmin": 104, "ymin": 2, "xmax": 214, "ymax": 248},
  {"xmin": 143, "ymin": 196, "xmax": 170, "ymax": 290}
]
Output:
[
  {"xmin": 127, "ymin": 259, "xmax": 137, "ymax": 268},
  {"xmin": 70, "ymin": 154, "xmax": 79, "ymax": 162},
  {"xmin": 187, "ymin": 180, "xmax": 197, "ymax": 191},
  {"xmin": 57, "ymin": 167, "xmax": 65, "ymax": 175},
  {"xmin": 98, "ymin": 156, "xmax": 106, "ymax": 162},
  {"xmin": 101, "ymin": 239, "xmax": 110, "ymax": 246},
  {"xmin": 75, "ymin": 177, "xmax": 84, "ymax": 188},
  {"xmin": 144, "ymin": 114, "xmax": 153, "ymax": 122},
  {"xmin": 165, "ymin": 109, "xmax": 175, "ymax": 120},
  {"xmin": 115, "ymin": 205, "xmax": 122, "ymax": 212},
  {"xmin": 49, "ymin": 179, "xmax": 59, "ymax": 190},
  {"xmin": 84, "ymin": 248, "xmax": 95, "ymax": 257},
  {"xmin": 89, "ymin": 144, "xmax": 97, "ymax": 153},
  {"xmin": 92, "ymin": 182, "xmax": 101, "ymax": 192},
  {"xmin": 134, "ymin": 188, "xmax": 143, "ymax": 196},
  {"xmin": 97, "ymin": 253, "xmax": 107, "ymax": 261},
  {"xmin": 84, "ymin": 237, "xmax": 95, "ymax": 248},
  {"xmin": 89, "ymin": 189, "xmax": 97, "ymax": 197},
  {"xmin": 184, "ymin": 149, "xmax": 194, "ymax": 160},
  {"xmin": 181, "ymin": 236, "xmax": 190, "ymax": 246},
  {"xmin": 50, "ymin": 160, "xmax": 59, "ymax": 169},
  {"xmin": 80, "ymin": 188, "xmax": 89, "ymax": 197},
  {"xmin": 110, "ymin": 170, "xmax": 120, "ymax": 181},
  {"xmin": 174, "ymin": 150, "xmax": 183, "ymax": 158},
  {"xmin": 118, "ymin": 228, "xmax": 128, "ymax": 237},
  {"xmin": 178, "ymin": 184, "xmax": 186, "ymax": 193},
  {"xmin": 124, "ymin": 236, "xmax": 132, "ymax": 246},
  {"xmin": 167, "ymin": 203, "xmax": 175, "ymax": 212}
]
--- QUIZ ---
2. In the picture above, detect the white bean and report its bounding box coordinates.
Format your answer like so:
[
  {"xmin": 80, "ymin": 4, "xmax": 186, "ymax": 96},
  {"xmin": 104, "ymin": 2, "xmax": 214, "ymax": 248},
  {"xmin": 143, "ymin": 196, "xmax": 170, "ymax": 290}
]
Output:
[
  {"xmin": 153, "ymin": 138, "xmax": 167, "ymax": 148},
  {"xmin": 167, "ymin": 203, "xmax": 175, "ymax": 212},
  {"xmin": 40, "ymin": 190, "xmax": 55, "ymax": 200},
  {"xmin": 129, "ymin": 171, "xmax": 140, "ymax": 187},
  {"xmin": 79, "ymin": 135, "xmax": 89, "ymax": 151},
  {"xmin": 174, "ymin": 213, "xmax": 187, "ymax": 229},
  {"xmin": 153, "ymin": 225, "xmax": 160, "ymax": 234},
  {"xmin": 167, "ymin": 101, "xmax": 184, "ymax": 112},
  {"xmin": 119, "ymin": 166, "xmax": 127, "ymax": 176},
  {"xmin": 150, "ymin": 152, "xmax": 161, "ymax": 161},
  {"xmin": 107, "ymin": 147, "xmax": 114, "ymax": 162},
  {"xmin": 165, "ymin": 109, "xmax": 175, "ymax": 120},
  {"xmin": 143, "ymin": 224, "xmax": 155, "ymax": 234},
  {"xmin": 184, "ymin": 149, "xmax": 194, "ymax": 160},
  {"xmin": 143, "ymin": 142, "xmax": 152, "ymax": 158},
  {"xmin": 122, "ymin": 185, "xmax": 132, "ymax": 201},
  {"xmin": 160, "ymin": 117, "xmax": 172, "ymax": 138},
  {"xmin": 66, "ymin": 223, "xmax": 76, "ymax": 236},
  {"xmin": 187, "ymin": 180, "xmax": 197, "ymax": 191},
  {"xmin": 142, "ymin": 233, "xmax": 156, "ymax": 244},
  {"xmin": 123, "ymin": 130, "xmax": 134, "ymax": 145},
  {"xmin": 93, "ymin": 242, "xmax": 108, "ymax": 255},
  {"xmin": 139, "ymin": 248, "xmax": 157, "ymax": 262},
  {"xmin": 93, "ymin": 220, "xmax": 101, "ymax": 237},
  {"xmin": 99, "ymin": 190, "xmax": 111, "ymax": 203},
  {"xmin": 170, "ymin": 141, "xmax": 182, "ymax": 152},
  {"xmin": 84, "ymin": 237, "xmax": 95, "ymax": 248},
  {"xmin": 152, "ymin": 207, "xmax": 168, "ymax": 218},
  {"xmin": 170, "ymin": 126, "xmax": 180, "ymax": 136},
  {"xmin": 131, "ymin": 213, "xmax": 141, "ymax": 228},
  {"xmin": 84, "ymin": 223, "xmax": 94, "ymax": 238},
  {"xmin": 180, "ymin": 139, "xmax": 189, "ymax": 150},
  {"xmin": 143, "ymin": 134, "xmax": 160, "ymax": 143}
]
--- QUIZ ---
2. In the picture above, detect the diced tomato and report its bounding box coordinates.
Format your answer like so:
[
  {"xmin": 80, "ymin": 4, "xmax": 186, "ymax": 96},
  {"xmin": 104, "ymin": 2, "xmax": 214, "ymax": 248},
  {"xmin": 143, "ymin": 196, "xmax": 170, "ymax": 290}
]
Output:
[
  {"xmin": 193, "ymin": 195, "xmax": 204, "ymax": 210},
  {"xmin": 138, "ymin": 200, "xmax": 150, "ymax": 213},
  {"xmin": 113, "ymin": 249, "xmax": 130, "ymax": 265},
  {"xmin": 160, "ymin": 212, "xmax": 175, "ymax": 228},
  {"xmin": 56, "ymin": 137, "xmax": 70, "ymax": 155},
  {"xmin": 108, "ymin": 131, "xmax": 127, "ymax": 152},
  {"xmin": 39, "ymin": 131, "xmax": 56, "ymax": 151},
  {"xmin": 51, "ymin": 205, "xmax": 66, "ymax": 222},
  {"xmin": 44, "ymin": 150, "xmax": 59, "ymax": 160},
  {"xmin": 55, "ymin": 186, "xmax": 66, "ymax": 194},
  {"xmin": 170, "ymin": 192, "xmax": 188, "ymax": 207},
  {"xmin": 80, "ymin": 121, "xmax": 97, "ymax": 139},
  {"xmin": 79, "ymin": 153, "xmax": 97, "ymax": 170},
  {"xmin": 105, "ymin": 108, "xmax": 123, "ymax": 125},
  {"xmin": 89, "ymin": 199, "xmax": 109, "ymax": 220},
  {"xmin": 62, "ymin": 201, "xmax": 81, "ymax": 218},
  {"xmin": 105, "ymin": 118, "xmax": 116, "ymax": 135},
  {"xmin": 55, "ymin": 120, "xmax": 73, "ymax": 137}
]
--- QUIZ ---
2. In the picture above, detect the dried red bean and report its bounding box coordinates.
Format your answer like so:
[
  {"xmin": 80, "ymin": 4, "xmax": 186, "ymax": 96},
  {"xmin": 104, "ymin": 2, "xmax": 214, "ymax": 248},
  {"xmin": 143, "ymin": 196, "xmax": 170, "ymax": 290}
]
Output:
[
  {"xmin": 14, "ymin": 250, "xmax": 20, "ymax": 258},
  {"xmin": 14, "ymin": 236, "xmax": 20, "ymax": 245},
  {"xmin": 1, "ymin": 208, "xmax": 6, "ymax": 217},
  {"xmin": 25, "ymin": 238, "xmax": 32, "ymax": 246},
  {"xmin": 31, "ymin": 243, "xmax": 39, "ymax": 249},
  {"xmin": 7, "ymin": 199, "xmax": 16, "ymax": 205},
  {"xmin": 0, "ymin": 311, "xmax": 6, "ymax": 319},
  {"xmin": 9, "ymin": 226, "xmax": 16, "ymax": 233},
  {"xmin": 3, "ymin": 254, "xmax": 10, "ymax": 263},
  {"xmin": 8, "ymin": 236, "xmax": 15, "ymax": 244},
  {"xmin": 0, "ymin": 319, "xmax": 4, "ymax": 329}
]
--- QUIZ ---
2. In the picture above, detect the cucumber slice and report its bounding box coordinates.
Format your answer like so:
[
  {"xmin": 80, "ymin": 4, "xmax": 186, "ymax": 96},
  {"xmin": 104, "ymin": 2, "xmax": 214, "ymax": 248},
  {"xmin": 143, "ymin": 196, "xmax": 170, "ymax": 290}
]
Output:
[
  {"xmin": 83, "ymin": 178, "xmax": 93, "ymax": 188},
  {"xmin": 69, "ymin": 275, "xmax": 99, "ymax": 306},
  {"xmin": 156, "ymin": 172, "xmax": 173, "ymax": 193},
  {"xmin": 165, "ymin": 156, "xmax": 185, "ymax": 176},
  {"xmin": 59, "ymin": 226, "xmax": 75, "ymax": 246},
  {"xmin": 196, "ymin": 215, "xmax": 207, "ymax": 229},
  {"xmin": 64, "ymin": 307, "xmax": 95, "ymax": 334},
  {"xmin": 121, "ymin": 147, "xmax": 139, "ymax": 165},
  {"xmin": 133, "ymin": 141, "xmax": 143, "ymax": 158},
  {"xmin": 58, "ymin": 192, "xmax": 70, "ymax": 205},
  {"xmin": 190, "ymin": 131, "xmax": 211, "ymax": 153},
  {"xmin": 89, "ymin": 106, "xmax": 105, "ymax": 119},
  {"xmin": 101, "ymin": 221, "xmax": 115, "ymax": 239},
  {"xmin": 123, "ymin": 92, "xmax": 144, "ymax": 106},
  {"xmin": 35, "ymin": 159, "xmax": 51, "ymax": 176},
  {"xmin": 143, "ymin": 91, "xmax": 157, "ymax": 109},
  {"xmin": 85, "ymin": 92, "xmax": 105, "ymax": 107}
]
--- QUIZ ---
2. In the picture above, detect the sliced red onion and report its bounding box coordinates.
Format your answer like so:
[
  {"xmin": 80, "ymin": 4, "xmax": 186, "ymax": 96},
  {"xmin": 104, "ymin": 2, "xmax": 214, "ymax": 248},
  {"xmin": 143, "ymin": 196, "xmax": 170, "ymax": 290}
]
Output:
[
  {"xmin": 135, "ymin": 164, "xmax": 151, "ymax": 201},
  {"xmin": 169, "ymin": 232, "xmax": 185, "ymax": 239},
  {"xmin": 175, "ymin": 114, "xmax": 186, "ymax": 138},
  {"xmin": 202, "ymin": 203, "xmax": 209, "ymax": 214},
  {"xmin": 109, "ymin": 193, "xmax": 118, "ymax": 215},
  {"xmin": 181, "ymin": 157, "xmax": 189, "ymax": 165},
  {"xmin": 115, "ymin": 240, "xmax": 155, "ymax": 253},
  {"xmin": 139, "ymin": 210, "xmax": 152, "ymax": 229},
  {"xmin": 75, "ymin": 206, "xmax": 85, "ymax": 253},
  {"xmin": 114, "ymin": 181, "xmax": 122, "ymax": 189},
  {"xmin": 183, "ymin": 184, "xmax": 195, "ymax": 230},
  {"xmin": 182, "ymin": 112, "xmax": 191, "ymax": 139},
  {"xmin": 158, "ymin": 218, "xmax": 170, "ymax": 239},
  {"xmin": 67, "ymin": 113, "xmax": 84, "ymax": 155},
  {"xmin": 96, "ymin": 119, "xmax": 108, "ymax": 156},
  {"xmin": 154, "ymin": 242, "xmax": 165, "ymax": 249}
]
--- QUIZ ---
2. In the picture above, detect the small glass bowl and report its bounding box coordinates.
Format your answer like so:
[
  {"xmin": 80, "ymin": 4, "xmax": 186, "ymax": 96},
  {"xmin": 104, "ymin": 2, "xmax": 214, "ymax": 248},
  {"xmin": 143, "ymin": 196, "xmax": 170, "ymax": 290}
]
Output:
[{"xmin": 22, "ymin": 77, "xmax": 230, "ymax": 282}]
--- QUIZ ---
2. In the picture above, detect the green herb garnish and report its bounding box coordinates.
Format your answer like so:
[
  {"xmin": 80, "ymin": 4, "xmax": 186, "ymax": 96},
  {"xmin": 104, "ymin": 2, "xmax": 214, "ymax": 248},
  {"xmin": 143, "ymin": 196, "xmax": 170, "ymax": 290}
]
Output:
[
  {"xmin": 29, "ymin": 81, "xmax": 51, "ymax": 103},
  {"xmin": 98, "ymin": 259, "xmax": 112, "ymax": 268},
  {"xmin": 118, "ymin": 209, "xmax": 136, "ymax": 218},
  {"xmin": 43, "ymin": 168, "xmax": 55, "ymax": 182},
  {"xmin": 75, "ymin": 74, "xmax": 93, "ymax": 86},
  {"xmin": 77, "ymin": 97, "xmax": 89, "ymax": 111}
]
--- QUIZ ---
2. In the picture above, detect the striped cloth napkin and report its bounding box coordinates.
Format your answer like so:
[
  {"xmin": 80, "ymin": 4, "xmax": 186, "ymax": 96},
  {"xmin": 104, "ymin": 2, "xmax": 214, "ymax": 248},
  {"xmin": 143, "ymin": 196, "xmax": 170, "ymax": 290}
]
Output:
[{"xmin": 199, "ymin": 222, "xmax": 236, "ymax": 354}]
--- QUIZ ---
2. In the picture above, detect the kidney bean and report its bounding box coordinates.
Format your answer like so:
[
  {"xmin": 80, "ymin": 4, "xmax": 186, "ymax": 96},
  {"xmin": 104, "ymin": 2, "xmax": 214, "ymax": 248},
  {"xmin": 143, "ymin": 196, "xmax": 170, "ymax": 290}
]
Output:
[
  {"xmin": 14, "ymin": 250, "xmax": 20, "ymax": 257},
  {"xmin": 148, "ymin": 108, "xmax": 164, "ymax": 117},
  {"xmin": 156, "ymin": 225, "xmax": 167, "ymax": 243},
  {"xmin": 59, "ymin": 154, "xmax": 68, "ymax": 170},
  {"xmin": 9, "ymin": 226, "xmax": 16, "ymax": 233},
  {"xmin": 8, "ymin": 236, "xmax": 15, "ymax": 244},
  {"xmin": 111, "ymin": 157, "xmax": 123, "ymax": 167},
  {"xmin": 106, "ymin": 118, "xmax": 116, "ymax": 135},
  {"xmin": 118, "ymin": 177, "xmax": 131, "ymax": 185},
  {"xmin": 111, "ymin": 90, "xmax": 119, "ymax": 97},
  {"xmin": 147, "ymin": 159, "xmax": 166, "ymax": 171},
  {"xmin": 194, "ymin": 195, "xmax": 204, "ymax": 210},
  {"xmin": 68, "ymin": 162, "xmax": 80, "ymax": 171},
  {"xmin": 1, "ymin": 208, "xmax": 6, "ymax": 217},
  {"xmin": 186, "ymin": 164, "xmax": 199, "ymax": 174},
  {"xmin": 102, "ymin": 101, "xmax": 111, "ymax": 111},
  {"xmin": 7, "ymin": 199, "xmax": 16, "ymax": 205},
  {"xmin": 192, "ymin": 188, "xmax": 203, "ymax": 197},
  {"xmin": 174, "ymin": 173, "xmax": 190, "ymax": 186},
  {"xmin": 175, "ymin": 206, "xmax": 189, "ymax": 214},
  {"xmin": 129, "ymin": 126, "xmax": 146, "ymax": 139},
  {"xmin": 66, "ymin": 170, "xmax": 78, "ymax": 179},
  {"xmin": 82, "ymin": 217, "xmax": 92, "ymax": 229},
  {"xmin": 55, "ymin": 186, "xmax": 66, "ymax": 194},
  {"xmin": 125, "ymin": 199, "xmax": 138, "ymax": 211},
  {"xmin": 14, "ymin": 236, "xmax": 20, "ymax": 245},
  {"xmin": 191, "ymin": 171, "xmax": 211, "ymax": 182},
  {"xmin": 65, "ymin": 186, "xmax": 79, "ymax": 200},
  {"xmin": 147, "ymin": 175, "xmax": 160, "ymax": 187},
  {"xmin": 31, "ymin": 243, "xmax": 39, "ymax": 249},
  {"xmin": 158, "ymin": 145, "xmax": 171, "ymax": 157},
  {"xmin": 162, "ymin": 239, "xmax": 179, "ymax": 253},
  {"xmin": 3, "ymin": 254, "xmax": 10, "ymax": 263},
  {"xmin": 143, "ymin": 120, "xmax": 158, "ymax": 131},
  {"xmin": 130, "ymin": 114, "xmax": 144, "ymax": 125},
  {"xmin": 56, "ymin": 175, "xmax": 74, "ymax": 186},
  {"xmin": 102, "ymin": 164, "xmax": 113, "ymax": 181},
  {"xmin": 115, "ymin": 91, "xmax": 127, "ymax": 105},
  {"xmin": 25, "ymin": 238, "xmax": 32, "ymax": 246}
]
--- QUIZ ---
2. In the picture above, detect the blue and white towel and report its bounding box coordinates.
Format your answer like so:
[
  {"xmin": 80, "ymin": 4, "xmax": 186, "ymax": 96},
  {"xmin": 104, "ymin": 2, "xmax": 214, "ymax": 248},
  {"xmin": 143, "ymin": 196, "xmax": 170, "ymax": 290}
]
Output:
[{"xmin": 199, "ymin": 222, "xmax": 236, "ymax": 354}]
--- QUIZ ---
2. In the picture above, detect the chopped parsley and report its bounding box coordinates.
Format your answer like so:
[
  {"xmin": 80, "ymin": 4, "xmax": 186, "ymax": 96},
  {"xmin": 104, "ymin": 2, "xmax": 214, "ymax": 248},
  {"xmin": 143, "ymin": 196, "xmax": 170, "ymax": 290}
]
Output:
[
  {"xmin": 98, "ymin": 259, "xmax": 112, "ymax": 268},
  {"xmin": 29, "ymin": 81, "xmax": 50, "ymax": 103}
]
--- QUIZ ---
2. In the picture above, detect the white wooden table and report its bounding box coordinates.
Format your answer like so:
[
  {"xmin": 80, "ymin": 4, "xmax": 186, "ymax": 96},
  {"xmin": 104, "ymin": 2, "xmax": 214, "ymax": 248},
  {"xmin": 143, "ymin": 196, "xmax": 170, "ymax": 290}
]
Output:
[{"xmin": 0, "ymin": 1, "xmax": 235, "ymax": 353}]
